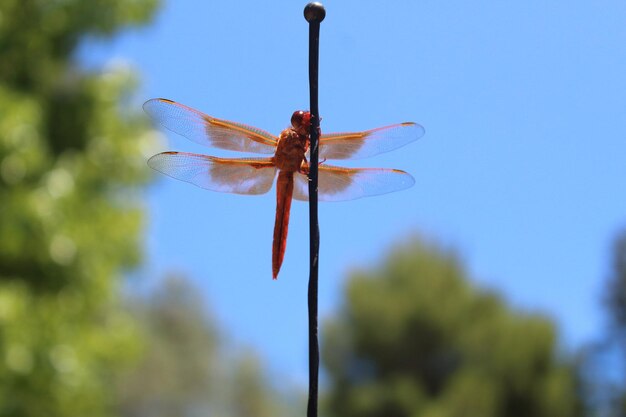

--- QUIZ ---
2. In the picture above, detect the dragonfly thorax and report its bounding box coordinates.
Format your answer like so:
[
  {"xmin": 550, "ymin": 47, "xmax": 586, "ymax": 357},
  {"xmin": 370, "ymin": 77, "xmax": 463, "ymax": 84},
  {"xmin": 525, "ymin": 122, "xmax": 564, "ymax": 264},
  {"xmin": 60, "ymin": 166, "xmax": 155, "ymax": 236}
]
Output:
[{"xmin": 273, "ymin": 127, "xmax": 309, "ymax": 173}]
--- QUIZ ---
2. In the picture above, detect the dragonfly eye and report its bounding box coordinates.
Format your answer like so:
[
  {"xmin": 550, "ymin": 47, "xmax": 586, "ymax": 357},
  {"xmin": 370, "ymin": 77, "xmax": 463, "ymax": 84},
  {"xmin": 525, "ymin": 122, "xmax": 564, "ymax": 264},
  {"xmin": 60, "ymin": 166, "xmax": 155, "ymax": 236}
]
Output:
[
  {"xmin": 291, "ymin": 111, "xmax": 312, "ymax": 136},
  {"xmin": 291, "ymin": 110, "xmax": 306, "ymax": 129}
]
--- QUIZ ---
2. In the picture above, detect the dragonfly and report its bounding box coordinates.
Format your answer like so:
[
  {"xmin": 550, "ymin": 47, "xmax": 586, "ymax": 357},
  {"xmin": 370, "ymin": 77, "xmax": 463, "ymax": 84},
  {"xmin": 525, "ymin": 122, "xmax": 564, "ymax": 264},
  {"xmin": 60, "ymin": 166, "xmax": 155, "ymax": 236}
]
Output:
[{"xmin": 144, "ymin": 98, "xmax": 425, "ymax": 279}]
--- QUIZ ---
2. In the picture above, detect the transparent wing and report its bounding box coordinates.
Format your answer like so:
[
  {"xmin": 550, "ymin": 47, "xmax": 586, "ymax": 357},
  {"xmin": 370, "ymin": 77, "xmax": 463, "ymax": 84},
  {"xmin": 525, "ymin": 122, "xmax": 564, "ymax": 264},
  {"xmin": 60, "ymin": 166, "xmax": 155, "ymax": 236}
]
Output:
[
  {"xmin": 148, "ymin": 152, "xmax": 277, "ymax": 195},
  {"xmin": 144, "ymin": 98, "xmax": 278, "ymax": 154},
  {"xmin": 318, "ymin": 122, "xmax": 424, "ymax": 160},
  {"xmin": 292, "ymin": 163, "xmax": 414, "ymax": 202}
]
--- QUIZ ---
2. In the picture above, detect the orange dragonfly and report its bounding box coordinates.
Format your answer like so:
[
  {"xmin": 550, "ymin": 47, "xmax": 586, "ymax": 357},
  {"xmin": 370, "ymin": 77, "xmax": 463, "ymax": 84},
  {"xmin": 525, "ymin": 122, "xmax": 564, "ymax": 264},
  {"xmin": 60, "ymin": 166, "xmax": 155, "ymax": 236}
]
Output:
[{"xmin": 145, "ymin": 98, "xmax": 424, "ymax": 279}]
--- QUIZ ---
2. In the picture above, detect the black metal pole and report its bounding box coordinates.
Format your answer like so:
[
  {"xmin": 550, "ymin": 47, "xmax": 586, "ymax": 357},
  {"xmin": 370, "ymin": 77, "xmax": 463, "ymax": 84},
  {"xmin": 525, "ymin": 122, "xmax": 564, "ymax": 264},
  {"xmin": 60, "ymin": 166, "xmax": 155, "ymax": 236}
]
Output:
[{"xmin": 304, "ymin": 3, "xmax": 325, "ymax": 417}]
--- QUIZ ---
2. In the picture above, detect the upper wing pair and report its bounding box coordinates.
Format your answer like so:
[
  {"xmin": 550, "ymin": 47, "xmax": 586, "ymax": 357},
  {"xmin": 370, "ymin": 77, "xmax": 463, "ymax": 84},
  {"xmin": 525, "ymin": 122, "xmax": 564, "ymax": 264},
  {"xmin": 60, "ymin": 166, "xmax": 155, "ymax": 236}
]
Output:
[{"xmin": 145, "ymin": 98, "xmax": 424, "ymax": 201}]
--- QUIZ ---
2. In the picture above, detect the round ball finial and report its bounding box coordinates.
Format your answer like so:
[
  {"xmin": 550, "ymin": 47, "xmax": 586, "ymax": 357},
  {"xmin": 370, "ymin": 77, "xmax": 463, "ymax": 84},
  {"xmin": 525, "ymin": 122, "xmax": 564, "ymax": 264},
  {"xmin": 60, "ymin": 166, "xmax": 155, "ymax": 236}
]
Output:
[{"xmin": 304, "ymin": 2, "xmax": 325, "ymax": 23}]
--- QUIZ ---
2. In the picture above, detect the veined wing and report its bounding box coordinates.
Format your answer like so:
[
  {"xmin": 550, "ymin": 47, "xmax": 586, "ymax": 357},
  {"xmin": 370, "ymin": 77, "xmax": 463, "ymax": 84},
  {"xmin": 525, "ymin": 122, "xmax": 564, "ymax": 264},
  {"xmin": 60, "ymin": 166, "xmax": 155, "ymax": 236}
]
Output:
[
  {"xmin": 318, "ymin": 122, "xmax": 424, "ymax": 160},
  {"xmin": 144, "ymin": 98, "xmax": 278, "ymax": 154},
  {"xmin": 292, "ymin": 163, "xmax": 414, "ymax": 202},
  {"xmin": 148, "ymin": 152, "xmax": 277, "ymax": 195}
]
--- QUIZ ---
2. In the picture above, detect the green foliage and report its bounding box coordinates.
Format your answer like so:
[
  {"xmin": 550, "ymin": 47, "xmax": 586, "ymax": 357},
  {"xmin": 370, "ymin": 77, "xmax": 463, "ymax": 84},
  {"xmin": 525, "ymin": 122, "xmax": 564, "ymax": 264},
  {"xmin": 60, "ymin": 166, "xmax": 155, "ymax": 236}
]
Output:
[
  {"xmin": 588, "ymin": 229, "xmax": 626, "ymax": 417},
  {"xmin": 323, "ymin": 238, "xmax": 583, "ymax": 417},
  {"xmin": 115, "ymin": 277, "xmax": 295, "ymax": 417},
  {"xmin": 0, "ymin": 0, "xmax": 158, "ymax": 92},
  {"xmin": 0, "ymin": 0, "xmax": 159, "ymax": 416},
  {"xmin": 116, "ymin": 277, "xmax": 218, "ymax": 416},
  {"xmin": 606, "ymin": 230, "xmax": 626, "ymax": 342},
  {"xmin": 229, "ymin": 354, "xmax": 295, "ymax": 417}
]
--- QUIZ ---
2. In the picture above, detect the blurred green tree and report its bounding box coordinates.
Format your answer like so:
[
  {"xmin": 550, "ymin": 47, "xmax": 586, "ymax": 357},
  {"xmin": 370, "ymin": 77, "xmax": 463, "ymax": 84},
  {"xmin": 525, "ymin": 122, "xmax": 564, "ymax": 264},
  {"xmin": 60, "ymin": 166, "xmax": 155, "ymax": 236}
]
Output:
[
  {"xmin": 322, "ymin": 238, "xmax": 584, "ymax": 417},
  {"xmin": 606, "ymin": 230, "xmax": 626, "ymax": 349},
  {"xmin": 0, "ymin": 1, "xmax": 159, "ymax": 416},
  {"xmin": 593, "ymin": 229, "xmax": 626, "ymax": 415},
  {"xmin": 115, "ymin": 276, "xmax": 295, "ymax": 417}
]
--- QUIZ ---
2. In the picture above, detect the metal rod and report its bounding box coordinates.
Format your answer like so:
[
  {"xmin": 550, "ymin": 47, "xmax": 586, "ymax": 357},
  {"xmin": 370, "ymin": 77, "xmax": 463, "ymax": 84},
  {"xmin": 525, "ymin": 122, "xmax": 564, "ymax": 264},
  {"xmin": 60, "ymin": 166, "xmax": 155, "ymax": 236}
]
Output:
[{"xmin": 304, "ymin": 3, "xmax": 325, "ymax": 417}]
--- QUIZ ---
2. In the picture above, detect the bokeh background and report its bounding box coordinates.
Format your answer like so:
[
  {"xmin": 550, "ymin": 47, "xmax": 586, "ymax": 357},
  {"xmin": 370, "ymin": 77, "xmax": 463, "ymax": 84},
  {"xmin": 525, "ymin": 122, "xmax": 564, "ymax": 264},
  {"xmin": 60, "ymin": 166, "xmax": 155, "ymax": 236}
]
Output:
[{"xmin": 1, "ymin": 1, "xmax": 625, "ymax": 416}]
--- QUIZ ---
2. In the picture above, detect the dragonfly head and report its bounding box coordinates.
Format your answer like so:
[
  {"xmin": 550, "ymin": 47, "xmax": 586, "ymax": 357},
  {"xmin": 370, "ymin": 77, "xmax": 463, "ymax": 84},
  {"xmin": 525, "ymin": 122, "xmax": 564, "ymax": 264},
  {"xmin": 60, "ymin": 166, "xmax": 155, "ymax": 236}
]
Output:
[{"xmin": 291, "ymin": 110, "xmax": 312, "ymax": 136}]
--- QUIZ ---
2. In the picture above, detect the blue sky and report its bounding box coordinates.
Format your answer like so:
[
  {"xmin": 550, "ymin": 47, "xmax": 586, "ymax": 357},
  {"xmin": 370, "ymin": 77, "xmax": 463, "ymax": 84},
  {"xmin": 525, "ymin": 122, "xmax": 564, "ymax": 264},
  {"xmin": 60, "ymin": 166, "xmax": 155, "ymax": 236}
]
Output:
[{"xmin": 82, "ymin": 0, "xmax": 626, "ymax": 385}]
